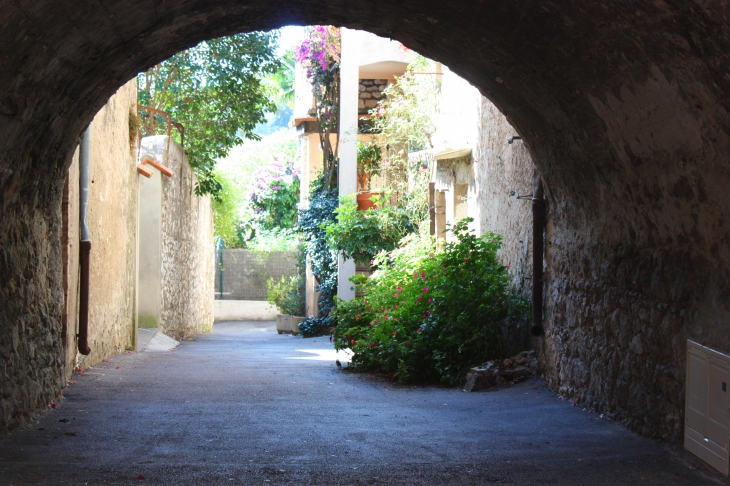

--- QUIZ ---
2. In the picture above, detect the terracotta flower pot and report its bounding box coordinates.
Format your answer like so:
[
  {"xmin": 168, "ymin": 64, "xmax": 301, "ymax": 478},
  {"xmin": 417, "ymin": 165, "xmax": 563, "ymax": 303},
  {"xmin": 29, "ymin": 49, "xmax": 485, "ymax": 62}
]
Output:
[{"xmin": 357, "ymin": 192, "xmax": 377, "ymax": 211}]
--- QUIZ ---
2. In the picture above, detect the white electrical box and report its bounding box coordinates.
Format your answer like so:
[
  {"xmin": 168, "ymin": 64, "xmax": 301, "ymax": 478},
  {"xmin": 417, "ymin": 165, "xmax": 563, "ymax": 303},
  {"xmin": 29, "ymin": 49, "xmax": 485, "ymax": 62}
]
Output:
[{"xmin": 685, "ymin": 340, "xmax": 730, "ymax": 475}]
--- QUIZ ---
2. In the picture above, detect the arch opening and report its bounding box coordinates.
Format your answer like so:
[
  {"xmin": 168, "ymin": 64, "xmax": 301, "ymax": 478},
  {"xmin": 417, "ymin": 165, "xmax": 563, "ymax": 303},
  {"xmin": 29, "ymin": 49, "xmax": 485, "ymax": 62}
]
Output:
[{"xmin": 1, "ymin": 1, "xmax": 730, "ymax": 443}]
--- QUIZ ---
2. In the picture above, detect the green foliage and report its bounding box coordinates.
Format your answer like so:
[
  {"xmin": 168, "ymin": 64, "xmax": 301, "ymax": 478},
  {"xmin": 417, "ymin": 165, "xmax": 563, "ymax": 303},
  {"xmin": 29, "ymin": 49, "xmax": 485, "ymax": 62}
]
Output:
[
  {"xmin": 371, "ymin": 55, "xmax": 439, "ymax": 156},
  {"xmin": 298, "ymin": 316, "xmax": 335, "ymax": 337},
  {"xmin": 324, "ymin": 194, "xmax": 415, "ymax": 265},
  {"xmin": 267, "ymin": 275, "xmax": 304, "ymax": 316},
  {"xmin": 244, "ymin": 228, "xmax": 300, "ymax": 252},
  {"xmin": 369, "ymin": 55, "xmax": 440, "ymax": 225},
  {"xmin": 298, "ymin": 175, "xmax": 339, "ymax": 315},
  {"xmin": 357, "ymin": 141, "xmax": 382, "ymax": 191},
  {"xmin": 213, "ymin": 173, "xmax": 245, "ymax": 248},
  {"xmin": 332, "ymin": 218, "xmax": 529, "ymax": 385},
  {"xmin": 264, "ymin": 50, "xmax": 296, "ymax": 110},
  {"xmin": 137, "ymin": 31, "xmax": 282, "ymax": 198},
  {"xmin": 249, "ymin": 165, "xmax": 300, "ymax": 231}
]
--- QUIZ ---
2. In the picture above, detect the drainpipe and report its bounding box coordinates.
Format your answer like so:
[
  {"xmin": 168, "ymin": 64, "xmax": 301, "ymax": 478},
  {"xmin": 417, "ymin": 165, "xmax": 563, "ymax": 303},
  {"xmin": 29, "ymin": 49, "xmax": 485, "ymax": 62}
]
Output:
[
  {"xmin": 531, "ymin": 174, "xmax": 545, "ymax": 337},
  {"xmin": 77, "ymin": 126, "xmax": 92, "ymax": 355}
]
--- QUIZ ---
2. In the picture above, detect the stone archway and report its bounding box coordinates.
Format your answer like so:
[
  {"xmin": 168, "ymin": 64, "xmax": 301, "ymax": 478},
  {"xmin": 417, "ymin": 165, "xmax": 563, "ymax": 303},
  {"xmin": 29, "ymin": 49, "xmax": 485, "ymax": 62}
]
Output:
[{"xmin": 1, "ymin": 0, "xmax": 730, "ymax": 440}]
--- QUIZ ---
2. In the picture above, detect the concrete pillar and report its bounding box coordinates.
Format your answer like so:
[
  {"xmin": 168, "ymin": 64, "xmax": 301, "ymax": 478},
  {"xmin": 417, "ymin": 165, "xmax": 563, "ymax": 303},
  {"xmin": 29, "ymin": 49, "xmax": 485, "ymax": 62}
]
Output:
[{"xmin": 337, "ymin": 28, "xmax": 358, "ymax": 301}]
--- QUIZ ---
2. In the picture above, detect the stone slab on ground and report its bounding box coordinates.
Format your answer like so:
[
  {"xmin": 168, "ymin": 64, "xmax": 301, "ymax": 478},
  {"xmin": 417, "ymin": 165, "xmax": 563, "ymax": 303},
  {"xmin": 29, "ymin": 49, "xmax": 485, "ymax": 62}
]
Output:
[{"xmin": 137, "ymin": 328, "xmax": 179, "ymax": 352}]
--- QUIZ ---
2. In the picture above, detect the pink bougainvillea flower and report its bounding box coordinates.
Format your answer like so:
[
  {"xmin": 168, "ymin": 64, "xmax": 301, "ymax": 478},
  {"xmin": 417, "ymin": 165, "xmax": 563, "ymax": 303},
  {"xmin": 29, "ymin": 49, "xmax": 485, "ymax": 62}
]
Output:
[
  {"xmin": 397, "ymin": 286, "xmax": 402, "ymax": 291},
  {"xmin": 428, "ymin": 298, "xmax": 432, "ymax": 303},
  {"xmin": 417, "ymin": 296, "xmax": 422, "ymax": 302},
  {"xmin": 413, "ymin": 273, "xmax": 418, "ymax": 278},
  {"xmin": 422, "ymin": 287, "xmax": 429, "ymax": 293}
]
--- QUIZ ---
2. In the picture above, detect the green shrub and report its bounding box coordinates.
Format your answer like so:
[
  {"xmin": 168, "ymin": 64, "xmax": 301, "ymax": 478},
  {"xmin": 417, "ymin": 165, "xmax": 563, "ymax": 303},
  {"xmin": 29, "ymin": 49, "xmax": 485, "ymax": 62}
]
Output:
[
  {"xmin": 298, "ymin": 175, "xmax": 339, "ymax": 315},
  {"xmin": 267, "ymin": 275, "xmax": 304, "ymax": 316},
  {"xmin": 298, "ymin": 316, "xmax": 335, "ymax": 337},
  {"xmin": 323, "ymin": 194, "xmax": 415, "ymax": 265},
  {"xmin": 332, "ymin": 218, "xmax": 528, "ymax": 385}
]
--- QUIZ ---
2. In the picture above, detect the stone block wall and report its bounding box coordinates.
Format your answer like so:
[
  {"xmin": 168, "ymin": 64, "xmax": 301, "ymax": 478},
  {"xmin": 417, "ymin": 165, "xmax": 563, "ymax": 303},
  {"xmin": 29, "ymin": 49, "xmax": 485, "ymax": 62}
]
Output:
[{"xmin": 358, "ymin": 79, "xmax": 387, "ymax": 114}]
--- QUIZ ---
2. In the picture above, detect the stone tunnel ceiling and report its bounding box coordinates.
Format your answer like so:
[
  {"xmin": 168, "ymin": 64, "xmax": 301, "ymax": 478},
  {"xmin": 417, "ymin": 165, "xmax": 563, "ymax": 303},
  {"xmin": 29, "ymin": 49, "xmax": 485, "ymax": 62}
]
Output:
[{"xmin": 2, "ymin": 0, "xmax": 730, "ymax": 440}]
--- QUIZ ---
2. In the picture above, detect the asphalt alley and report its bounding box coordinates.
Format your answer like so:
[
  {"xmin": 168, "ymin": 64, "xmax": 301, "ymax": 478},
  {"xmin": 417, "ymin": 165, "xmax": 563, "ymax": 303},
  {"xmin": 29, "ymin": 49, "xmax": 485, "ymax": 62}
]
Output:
[{"xmin": 0, "ymin": 321, "xmax": 719, "ymax": 485}]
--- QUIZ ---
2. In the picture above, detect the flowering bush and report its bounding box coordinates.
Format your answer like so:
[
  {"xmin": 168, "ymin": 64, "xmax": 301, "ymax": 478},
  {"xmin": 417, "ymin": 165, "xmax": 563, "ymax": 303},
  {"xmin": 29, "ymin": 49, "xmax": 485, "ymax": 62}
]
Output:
[
  {"xmin": 332, "ymin": 218, "xmax": 529, "ymax": 385},
  {"xmin": 248, "ymin": 160, "xmax": 300, "ymax": 230},
  {"xmin": 294, "ymin": 26, "xmax": 341, "ymax": 190}
]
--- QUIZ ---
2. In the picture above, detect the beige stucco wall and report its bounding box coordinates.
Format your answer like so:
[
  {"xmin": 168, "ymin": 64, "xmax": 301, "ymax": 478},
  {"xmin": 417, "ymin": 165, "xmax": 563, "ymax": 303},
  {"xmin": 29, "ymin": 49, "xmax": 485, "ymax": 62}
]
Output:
[
  {"xmin": 140, "ymin": 136, "xmax": 214, "ymax": 339},
  {"xmin": 137, "ymin": 157, "xmax": 162, "ymax": 328},
  {"xmin": 63, "ymin": 80, "xmax": 138, "ymax": 374}
]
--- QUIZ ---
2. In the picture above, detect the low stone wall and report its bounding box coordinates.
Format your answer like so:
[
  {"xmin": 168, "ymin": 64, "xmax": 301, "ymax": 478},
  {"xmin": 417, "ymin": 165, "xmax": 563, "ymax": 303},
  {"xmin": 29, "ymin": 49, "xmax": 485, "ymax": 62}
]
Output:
[{"xmin": 214, "ymin": 301, "xmax": 278, "ymax": 321}]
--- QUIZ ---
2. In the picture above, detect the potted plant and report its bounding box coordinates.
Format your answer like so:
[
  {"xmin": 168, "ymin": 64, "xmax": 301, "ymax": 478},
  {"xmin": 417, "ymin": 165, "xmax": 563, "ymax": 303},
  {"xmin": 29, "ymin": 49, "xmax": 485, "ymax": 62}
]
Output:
[
  {"xmin": 267, "ymin": 275, "xmax": 306, "ymax": 334},
  {"xmin": 356, "ymin": 141, "xmax": 382, "ymax": 210}
]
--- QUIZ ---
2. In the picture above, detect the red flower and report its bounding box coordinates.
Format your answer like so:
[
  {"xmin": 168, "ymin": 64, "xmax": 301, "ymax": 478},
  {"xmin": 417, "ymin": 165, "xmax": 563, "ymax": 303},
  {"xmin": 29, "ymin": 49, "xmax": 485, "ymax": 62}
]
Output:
[
  {"xmin": 422, "ymin": 287, "xmax": 429, "ymax": 293},
  {"xmin": 464, "ymin": 258, "xmax": 469, "ymax": 262},
  {"xmin": 392, "ymin": 331, "xmax": 397, "ymax": 336},
  {"xmin": 405, "ymin": 341, "xmax": 411, "ymax": 346},
  {"xmin": 429, "ymin": 253, "xmax": 434, "ymax": 258},
  {"xmin": 428, "ymin": 298, "xmax": 432, "ymax": 303},
  {"xmin": 351, "ymin": 339, "xmax": 355, "ymax": 345},
  {"xmin": 417, "ymin": 296, "xmax": 422, "ymax": 302}
]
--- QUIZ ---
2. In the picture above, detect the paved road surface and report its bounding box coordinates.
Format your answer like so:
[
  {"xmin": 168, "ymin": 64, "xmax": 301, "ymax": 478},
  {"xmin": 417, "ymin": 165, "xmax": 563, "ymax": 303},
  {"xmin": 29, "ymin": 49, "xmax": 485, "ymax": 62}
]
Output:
[{"xmin": 0, "ymin": 321, "xmax": 721, "ymax": 485}]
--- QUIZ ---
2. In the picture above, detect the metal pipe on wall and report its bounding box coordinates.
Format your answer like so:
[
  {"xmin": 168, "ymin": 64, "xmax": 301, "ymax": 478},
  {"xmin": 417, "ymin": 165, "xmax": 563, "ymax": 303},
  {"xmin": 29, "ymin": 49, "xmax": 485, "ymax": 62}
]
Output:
[
  {"xmin": 78, "ymin": 126, "xmax": 92, "ymax": 355},
  {"xmin": 531, "ymin": 174, "xmax": 545, "ymax": 337}
]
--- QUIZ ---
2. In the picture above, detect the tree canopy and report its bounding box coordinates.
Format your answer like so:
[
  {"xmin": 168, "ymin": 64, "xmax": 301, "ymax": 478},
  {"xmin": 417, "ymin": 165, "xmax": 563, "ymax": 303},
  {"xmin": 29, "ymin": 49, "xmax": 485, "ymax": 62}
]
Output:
[{"xmin": 137, "ymin": 31, "xmax": 282, "ymax": 198}]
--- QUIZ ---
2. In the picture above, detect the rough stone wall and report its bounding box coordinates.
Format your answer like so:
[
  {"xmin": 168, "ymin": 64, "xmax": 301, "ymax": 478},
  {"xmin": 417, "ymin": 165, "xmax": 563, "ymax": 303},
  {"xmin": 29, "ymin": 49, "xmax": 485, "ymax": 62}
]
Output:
[
  {"xmin": 358, "ymin": 79, "xmax": 387, "ymax": 114},
  {"xmin": 474, "ymin": 99, "xmax": 535, "ymax": 298},
  {"xmin": 154, "ymin": 137, "xmax": 214, "ymax": 339}
]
